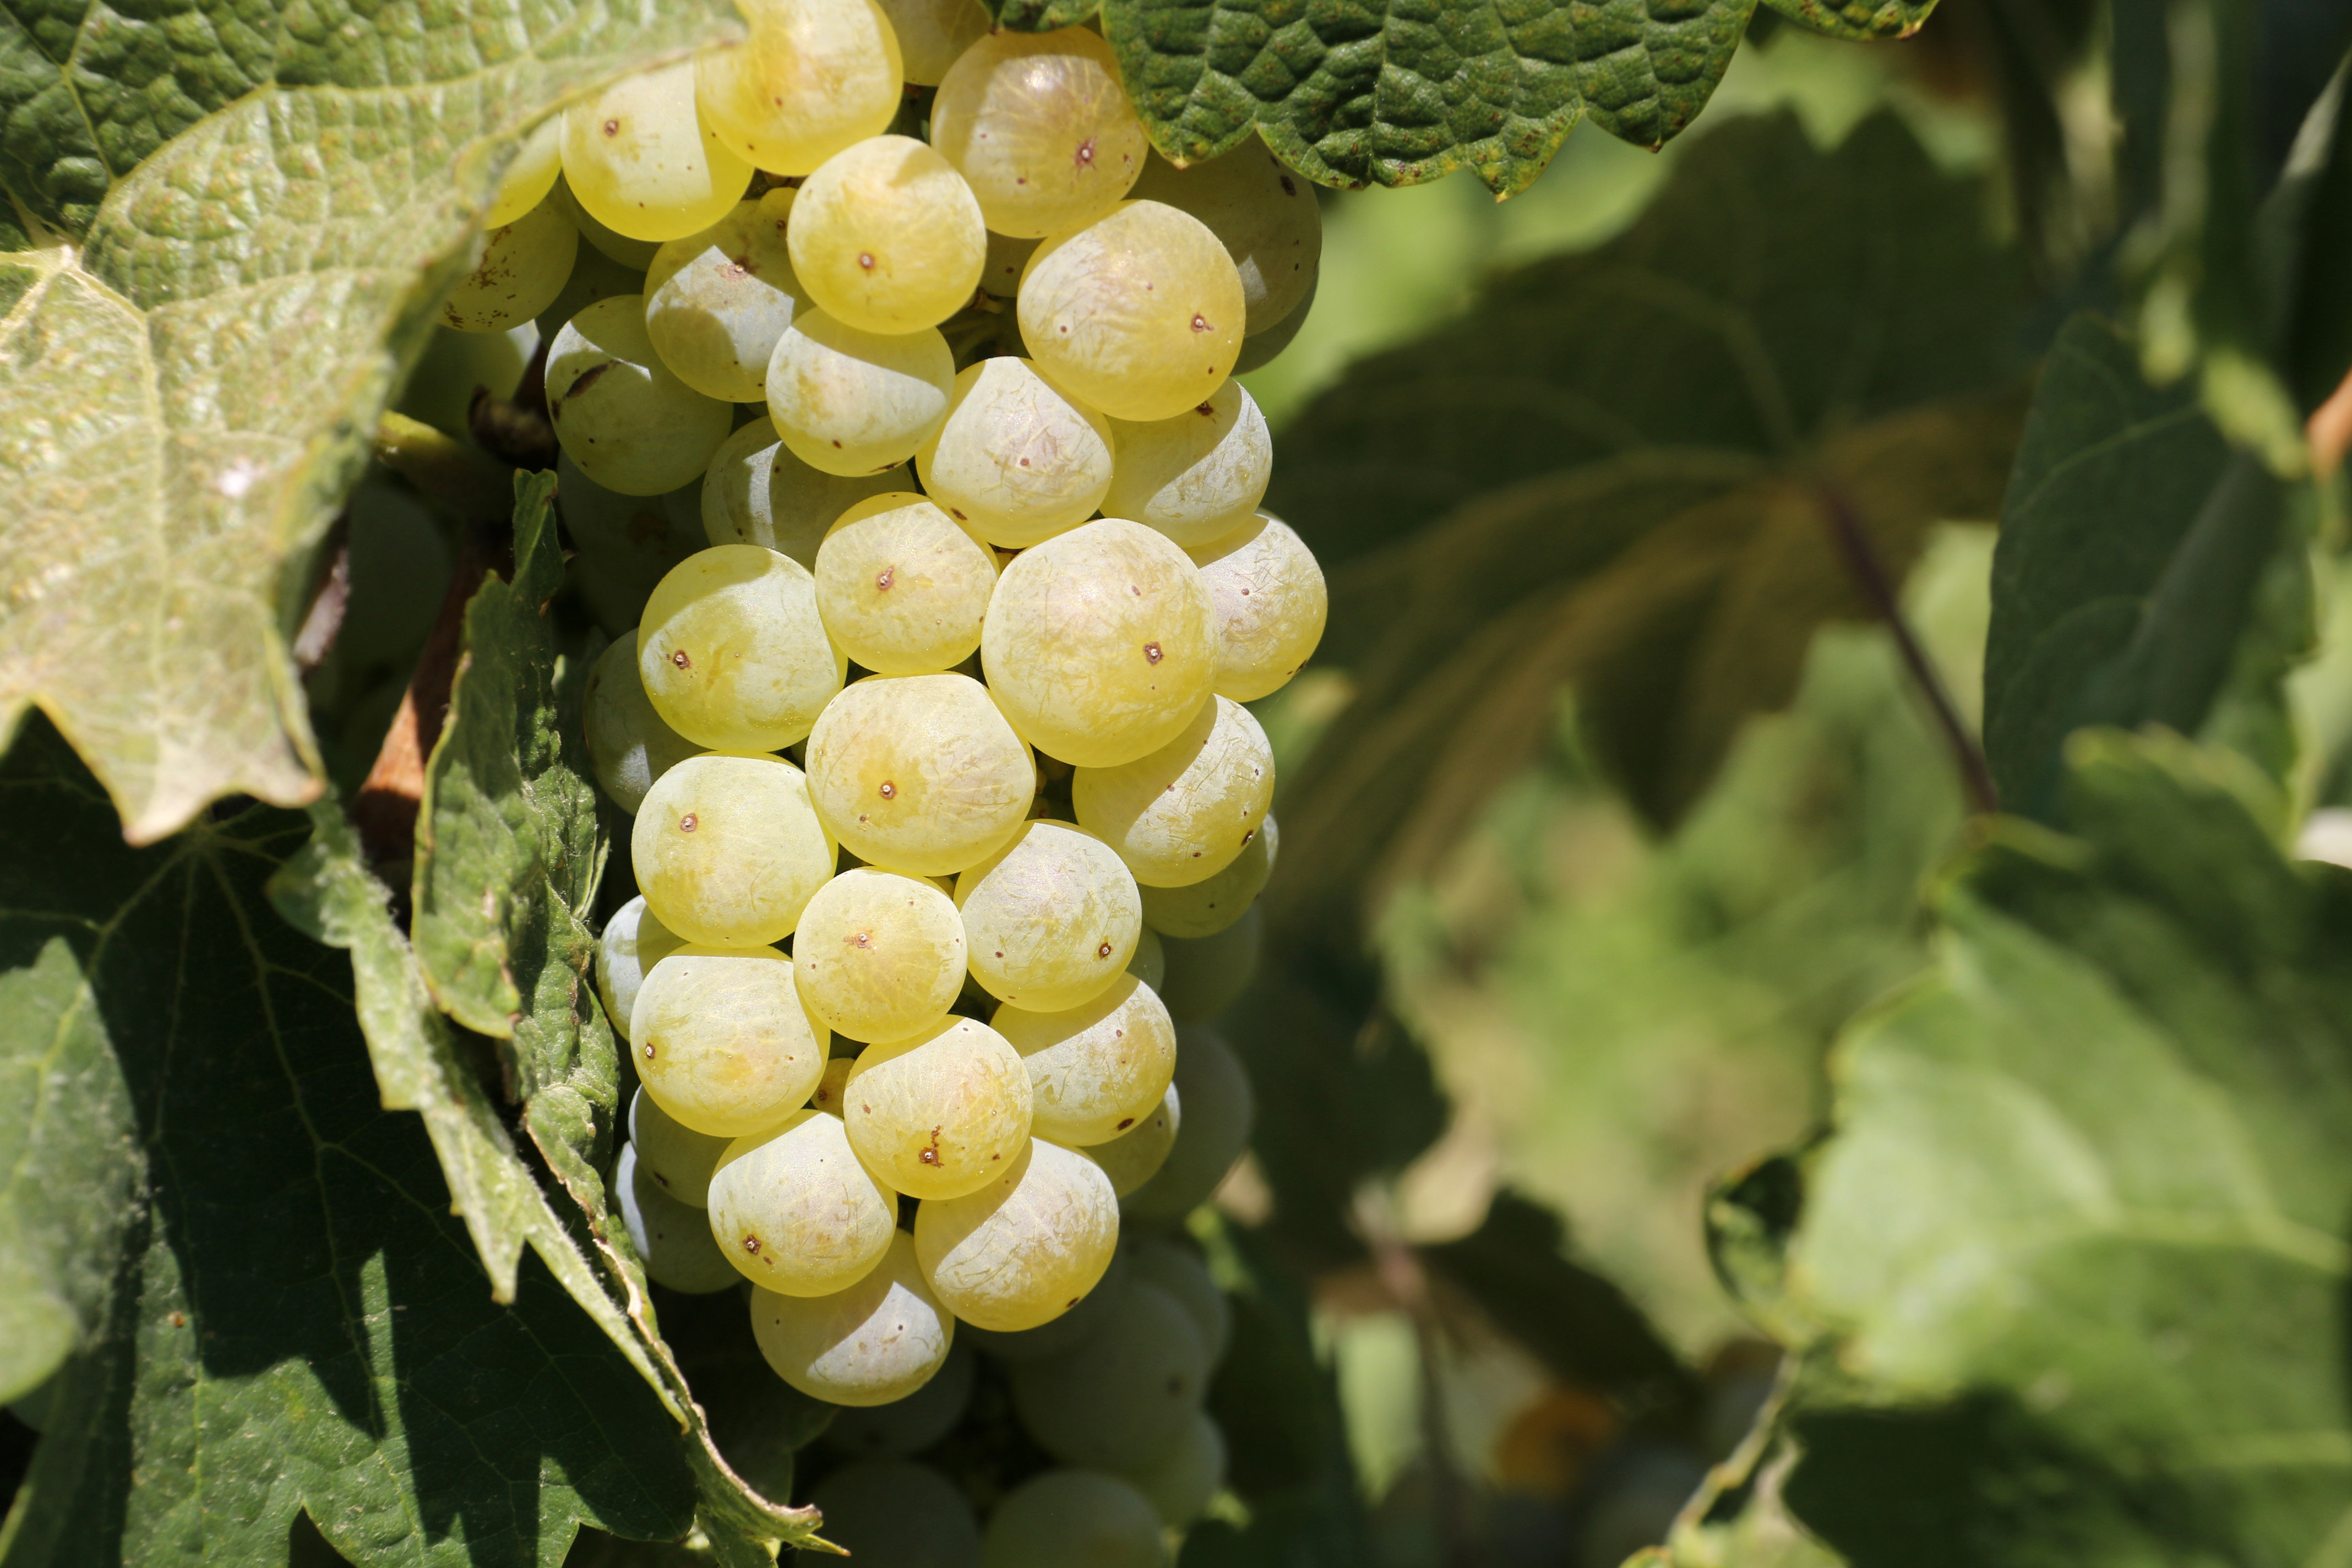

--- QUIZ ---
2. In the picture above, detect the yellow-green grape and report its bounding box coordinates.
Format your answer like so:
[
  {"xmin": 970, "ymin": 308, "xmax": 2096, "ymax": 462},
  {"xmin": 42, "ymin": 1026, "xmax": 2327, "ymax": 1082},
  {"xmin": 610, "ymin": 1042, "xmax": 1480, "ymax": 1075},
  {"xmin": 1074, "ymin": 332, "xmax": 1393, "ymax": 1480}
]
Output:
[
  {"xmin": 536, "ymin": 238, "xmax": 646, "ymax": 342},
  {"xmin": 810, "ymin": 1053, "xmax": 856, "ymax": 1117},
  {"xmin": 981, "ymin": 1472, "xmax": 1166, "ymax": 1568},
  {"xmin": 955, "ymin": 819, "xmax": 1141, "ymax": 1012},
  {"xmin": 632, "ymin": 752, "xmax": 836, "ymax": 946},
  {"xmin": 826, "ymin": 1344, "xmax": 976, "ymax": 1456},
  {"xmin": 560, "ymin": 455, "xmax": 704, "ymax": 636},
  {"xmin": 694, "ymin": 0, "xmax": 904, "ymax": 176},
  {"xmin": 550, "ymin": 176, "xmax": 662, "ymax": 269},
  {"xmin": 843, "ymin": 1016, "xmax": 1032, "ymax": 1198},
  {"xmin": 930, "ymin": 29, "xmax": 1146, "ymax": 239},
  {"xmin": 810, "ymin": 1461, "xmax": 984, "ymax": 1568},
  {"xmin": 596, "ymin": 895, "xmax": 685, "ymax": 1043},
  {"xmin": 979, "ymin": 231, "xmax": 1038, "ymax": 298},
  {"xmin": 635, "ymin": 945, "xmax": 831, "ymax": 1136},
  {"xmin": 617, "ymin": 1144, "xmax": 740, "ymax": 1292},
  {"xmin": 790, "ymin": 136, "xmax": 987, "ymax": 334},
  {"xmin": 645, "ymin": 190, "xmax": 807, "ymax": 401},
  {"xmin": 485, "ymin": 117, "xmax": 565, "ymax": 227},
  {"xmin": 993, "ymin": 973, "xmax": 1175, "ymax": 1147},
  {"xmin": 1233, "ymin": 270, "xmax": 1315, "ymax": 373},
  {"xmin": 548, "ymin": 296, "xmax": 732, "ymax": 495},
  {"xmin": 804, "ymin": 674, "xmax": 1034, "ymax": 876},
  {"xmin": 1130, "ymin": 144, "xmax": 1321, "ymax": 335},
  {"xmin": 1155, "ymin": 907, "xmax": 1260, "ymax": 1026},
  {"xmin": 751, "ymin": 1230, "xmax": 954, "ymax": 1406},
  {"xmin": 956, "ymin": 1240, "xmax": 1129, "ymax": 1360},
  {"xmin": 701, "ymin": 417, "xmax": 908, "ymax": 567},
  {"xmin": 1140, "ymin": 814, "xmax": 1274, "ymax": 937},
  {"xmin": 1080, "ymin": 1083, "xmax": 1177, "ymax": 1196},
  {"xmin": 629, "ymin": 1085, "xmax": 731, "ymax": 1207},
  {"xmin": 874, "ymin": 0, "xmax": 989, "ymax": 83},
  {"xmin": 562, "ymin": 60, "xmax": 753, "ymax": 242},
  {"xmin": 1123, "ymin": 1025, "xmax": 1250, "ymax": 1222},
  {"xmin": 1119, "ymin": 1411, "xmax": 1226, "ymax": 1527},
  {"xmin": 913, "ymin": 1137, "xmax": 1117, "ymax": 1330},
  {"xmin": 1128, "ymin": 925, "xmax": 1165, "ymax": 990},
  {"xmin": 1125, "ymin": 1233, "xmax": 1229, "ymax": 1364},
  {"xmin": 981, "ymin": 519, "xmax": 1216, "ymax": 768},
  {"xmin": 767, "ymin": 310, "xmax": 955, "ymax": 476},
  {"xmin": 1008, "ymin": 1282, "xmax": 1206, "ymax": 1468},
  {"xmin": 1101, "ymin": 379, "xmax": 1271, "ymax": 547},
  {"xmin": 584, "ymin": 633, "xmax": 699, "ymax": 814},
  {"xmin": 707, "ymin": 1109, "xmax": 899, "ymax": 1294},
  {"xmin": 396, "ymin": 323, "xmax": 529, "ymax": 438},
  {"xmin": 1017, "ymin": 201, "xmax": 1245, "ymax": 422},
  {"xmin": 793, "ymin": 869, "xmax": 970, "ymax": 1042},
  {"xmin": 440, "ymin": 199, "xmax": 577, "ymax": 333},
  {"xmin": 814, "ymin": 493, "xmax": 998, "ymax": 674},
  {"xmin": 1073, "ymin": 696, "xmax": 1272, "ymax": 887},
  {"xmin": 914, "ymin": 357, "xmax": 1114, "ymax": 548},
  {"xmin": 1191, "ymin": 511, "xmax": 1327, "ymax": 701},
  {"xmin": 638, "ymin": 545, "xmax": 843, "ymax": 752}
]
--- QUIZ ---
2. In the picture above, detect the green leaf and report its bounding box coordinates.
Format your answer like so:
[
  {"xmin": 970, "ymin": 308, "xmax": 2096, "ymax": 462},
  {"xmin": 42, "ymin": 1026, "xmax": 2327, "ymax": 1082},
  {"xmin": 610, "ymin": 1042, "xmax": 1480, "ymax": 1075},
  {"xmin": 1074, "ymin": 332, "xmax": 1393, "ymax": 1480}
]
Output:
[
  {"xmin": 0, "ymin": 0, "xmax": 736, "ymax": 847},
  {"xmin": 1755, "ymin": 0, "xmax": 1934, "ymax": 41},
  {"xmin": 0, "ymin": 716, "xmax": 696, "ymax": 1567},
  {"xmin": 1718, "ymin": 730, "xmax": 2352, "ymax": 1568}
]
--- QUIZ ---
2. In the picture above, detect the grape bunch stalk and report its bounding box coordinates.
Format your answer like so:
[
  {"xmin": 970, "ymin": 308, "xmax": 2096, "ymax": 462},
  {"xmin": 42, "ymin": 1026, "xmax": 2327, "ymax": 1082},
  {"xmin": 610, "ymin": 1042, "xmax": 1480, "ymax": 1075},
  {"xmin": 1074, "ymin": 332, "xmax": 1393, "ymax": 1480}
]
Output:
[{"xmin": 435, "ymin": 2, "xmax": 1326, "ymax": 1559}]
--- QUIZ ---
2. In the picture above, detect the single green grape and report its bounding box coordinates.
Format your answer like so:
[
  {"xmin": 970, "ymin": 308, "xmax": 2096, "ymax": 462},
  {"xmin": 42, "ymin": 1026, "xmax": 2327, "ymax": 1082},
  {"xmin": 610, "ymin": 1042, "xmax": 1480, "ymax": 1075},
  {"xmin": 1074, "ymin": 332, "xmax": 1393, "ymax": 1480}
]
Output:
[
  {"xmin": 485, "ymin": 117, "xmax": 565, "ymax": 227},
  {"xmin": 560, "ymin": 454, "xmax": 705, "ymax": 636},
  {"xmin": 1077, "ymin": 1082, "xmax": 1177, "ymax": 1196},
  {"xmin": 583, "ymin": 633, "xmax": 700, "ymax": 814},
  {"xmin": 637, "ymin": 544, "xmax": 843, "ymax": 752},
  {"xmin": 1130, "ymin": 144, "xmax": 1322, "ymax": 335},
  {"xmin": 1127, "ymin": 925, "xmax": 1165, "ymax": 990},
  {"xmin": 634, "ymin": 944, "xmax": 831, "ymax": 1136},
  {"xmin": 767, "ymin": 309, "xmax": 955, "ymax": 476},
  {"xmin": 595, "ymin": 895, "xmax": 686, "ymax": 1043},
  {"xmin": 978, "ymin": 230, "xmax": 1039, "ymax": 298},
  {"xmin": 750, "ymin": 1231, "xmax": 954, "ymax": 1406},
  {"xmin": 843, "ymin": 1015, "xmax": 1033, "ymax": 1199},
  {"xmin": 1124, "ymin": 1233, "xmax": 1230, "ymax": 1364},
  {"xmin": 805, "ymin": 674, "xmax": 1034, "ymax": 876},
  {"xmin": 1072, "ymin": 695, "xmax": 1273, "ymax": 887},
  {"xmin": 930, "ymin": 29, "xmax": 1146, "ymax": 239},
  {"xmin": 814, "ymin": 492, "xmax": 998, "ymax": 674},
  {"xmin": 1139, "ymin": 813, "xmax": 1275, "ymax": 937},
  {"xmin": 873, "ymin": 0, "xmax": 989, "ymax": 84},
  {"xmin": 549, "ymin": 176, "xmax": 661, "ymax": 269},
  {"xmin": 1121, "ymin": 1025, "xmax": 1251, "ymax": 1222},
  {"xmin": 694, "ymin": 0, "xmax": 903, "ymax": 176},
  {"xmin": 1233, "ymin": 270, "xmax": 1316, "ymax": 373},
  {"xmin": 955, "ymin": 1243, "xmax": 1130, "ymax": 1361},
  {"xmin": 548, "ymin": 295, "xmax": 732, "ymax": 495},
  {"xmin": 631, "ymin": 752, "xmax": 836, "ymax": 946},
  {"xmin": 981, "ymin": 1472, "xmax": 1166, "ymax": 1568},
  {"xmin": 981, "ymin": 519, "xmax": 1216, "ymax": 768},
  {"xmin": 1008, "ymin": 1281, "xmax": 1206, "ymax": 1467},
  {"xmin": 562, "ymin": 59, "xmax": 752, "ymax": 243},
  {"xmin": 706, "ymin": 1109, "xmax": 899, "ymax": 1294},
  {"xmin": 1017, "ymin": 200, "xmax": 1244, "ymax": 422},
  {"xmin": 992, "ymin": 973, "xmax": 1176, "ymax": 1147},
  {"xmin": 1101, "ymin": 379, "xmax": 1271, "ymax": 547},
  {"xmin": 628, "ymin": 1085, "xmax": 731, "ymax": 1208},
  {"xmin": 915, "ymin": 357, "xmax": 1114, "ymax": 548},
  {"xmin": 1155, "ymin": 907, "xmax": 1261, "ymax": 1026},
  {"xmin": 955, "ymin": 819, "xmax": 1141, "ymax": 1012},
  {"xmin": 809, "ymin": 1461, "xmax": 983, "ymax": 1568},
  {"xmin": 700, "ymin": 416, "xmax": 910, "ymax": 568},
  {"xmin": 1190, "ymin": 510, "xmax": 1327, "ymax": 701},
  {"xmin": 792, "ymin": 869, "xmax": 971, "ymax": 1044},
  {"xmin": 616, "ymin": 1144, "xmax": 741, "ymax": 1292},
  {"xmin": 914, "ymin": 1137, "xmax": 1118, "ymax": 1331},
  {"xmin": 790, "ymin": 135, "xmax": 987, "ymax": 334},
  {"xmin": 1119, "ymin": 1411, "xmax": 1225, "ymax": 1527},
  {"xmin": 824, "ymin": 1344, "xmax": 976, "ymax": 1456},
  {"xmin": 645, "ymin": 190, "xmax": 807, "ymax": 401},
  {"xmin": 440, "ymin": 197, "xmax": 577, "ymax": 333}
]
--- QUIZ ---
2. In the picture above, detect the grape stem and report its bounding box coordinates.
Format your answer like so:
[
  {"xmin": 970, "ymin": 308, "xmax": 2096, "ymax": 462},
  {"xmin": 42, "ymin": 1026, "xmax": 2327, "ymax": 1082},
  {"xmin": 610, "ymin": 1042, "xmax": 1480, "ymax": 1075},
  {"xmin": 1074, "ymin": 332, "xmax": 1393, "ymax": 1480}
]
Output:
[
  {"xmin": 373, "ymin": 411, "xmax": 515, "ymax": 521},
  {"xmin": 1813, "ymin": 482, "xmax": 1999, "ymax": 817}
]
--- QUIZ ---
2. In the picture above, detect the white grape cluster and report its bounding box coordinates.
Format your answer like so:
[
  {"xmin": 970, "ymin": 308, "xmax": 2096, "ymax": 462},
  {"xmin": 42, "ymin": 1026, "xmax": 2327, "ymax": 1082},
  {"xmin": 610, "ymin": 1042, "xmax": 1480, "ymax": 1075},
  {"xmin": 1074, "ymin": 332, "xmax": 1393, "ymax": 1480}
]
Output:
[{"xmin": 436, "ymin": 0, "xmax": 1326, "ymax": 1556}]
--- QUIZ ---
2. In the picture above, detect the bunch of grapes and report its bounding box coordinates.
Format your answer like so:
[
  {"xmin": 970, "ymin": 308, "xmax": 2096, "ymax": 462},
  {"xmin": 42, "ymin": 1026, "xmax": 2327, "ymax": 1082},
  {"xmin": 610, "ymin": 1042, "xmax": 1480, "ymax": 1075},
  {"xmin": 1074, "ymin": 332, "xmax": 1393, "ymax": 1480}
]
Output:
[{"xmin": 435, "ymin": 0, "xmax": 1326, "ymax": 1558}]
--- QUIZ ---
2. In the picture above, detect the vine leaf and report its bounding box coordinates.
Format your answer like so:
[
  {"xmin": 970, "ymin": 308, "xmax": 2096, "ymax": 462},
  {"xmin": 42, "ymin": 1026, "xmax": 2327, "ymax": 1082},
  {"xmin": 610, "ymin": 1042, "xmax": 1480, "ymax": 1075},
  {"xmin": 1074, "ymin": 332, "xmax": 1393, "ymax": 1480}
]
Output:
[
  {"xmin": 0, "ymin": 0, "xmax": 736, "ymax": 848},
  {"xmin": 1756, "ymin": 0, "xmax": 1935, "ymax": 40},
  {"xmin": 0, "ymin": 716, "xmax": 696, "ymax": 1568}
]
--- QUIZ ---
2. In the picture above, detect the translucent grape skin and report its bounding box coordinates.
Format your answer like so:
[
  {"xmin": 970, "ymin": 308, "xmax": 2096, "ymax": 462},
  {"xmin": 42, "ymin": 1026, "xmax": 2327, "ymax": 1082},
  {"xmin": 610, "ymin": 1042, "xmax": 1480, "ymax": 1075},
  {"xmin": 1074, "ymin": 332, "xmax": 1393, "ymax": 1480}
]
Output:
[
  {"xmin": 1123, "ymin": 1025, "xmax": 1252, "ymax": 1223},
  {"xmin": 548, "ymin": 295, "xmax": 732, "ymax": 496},
  {"xmin": 584, "ymin": 633, "xmax": 699, "ymax": 814},
  {"xmin": 793, "ymin": 869, "xmax": 971, "ymax": 1044},
  {"xmin": 644, "ymin": 190, "xmax": 806, "ymax": 401},
  {"xmin": 440, "ymin": 197, "xmax": 577, "ymax": 333},
  {"xmin": 804, "ymin": 673, "xmax": 1035, "ymax": 876},
  {"xmin": 1018, "ymin": 200, "xmax": 1245, "ymax": 422},
  {"xmin": 982, "ymin": 519, "xmax": 1216, "ymax": 769},
  {"xmin": 930, "ymin": 29, "xmax": 1147, "ymax": 239},
  {"xmin": 1101, "ymin": 379, "xmax": 1272, "ymax": 548},
  {"xmin": 915, "ymin": 1137, "xmax": 1118, "ymax": 1331},
  {"xmin": 484, "ymin": 117, "xmax": 564, "ymax": 228},
  {"xmin": 562, "ymin": 59, "xmax": 753, "ymax": 243},
  {"xmin": 810, "ymin": 1460, "xmax": 984, "ymax": 1568},
  {"xmin": 767, "ymin": 309, "xmax": 956, "ymax": 476},
  {"xmin": 1008, "ymin": 1281, "xmax": 1207, "ymax": 1468},
  {"xmin": 992, "ymin": 973, "xmax": 1178, "ymax": 1146},
  {"xmin": 616, "ymin": 1144, "xmax": 739, "ymax": 1293},
  {"xmin": 955, "ymin": 819, "xmax": 1142, "ymax": 1012},
  {"xmin": 825, "ymin": 1343, "xmax": 977, "ymax": 1457},
  {"xmin": 701, "ymin": 417, "xmax": 908, "ymax": 568},
  {"xmin": 1130, "ymin": 144, "xmax": 1323, "ymax": 335},
  {"xmin": 1140, "ymin": 813, "xmax": 1275, "ymax": 938},
  {"xmin": 1190, "ymin": 511, "xmax": 1328, "ymax": 701},
  {"xmin": 630, "ymin": 1085, "xmax": 732, "ymax": 1207},
  {"xmin": 638, "ymin": 545, "xmax": 844, "ymax": 752},
  {"xmin": 874, "ymin": 0, "xmax": 989, "ymax": 84},
  {"xmin": 915, "ymin": 357, "xmax": 1115, "ymax": 548},
  {"xmin": 981, "ymin": 1471, "xmax": 1167, "ymax": 1568},
  {"xmin": 956, "ymin": 1235, "xmax": 1130, "ymax": 1360},
  {"xmin": 843, "ymin": 1015, "xmax": 1033, "ymax": 1199},
  {"xmin": 631, "ymin": 752, "xmax": 836, "ymax": 946},
  {"xmin": 751, "ymin": 1231, "xmax": 954, "ymax": 1406},
  {"xmin": 790, "ymin": 135, "xmax": 987, "ymax": 334},
  {"xmin": 1125, "ymin": 1233, "xmax": 1231, "ymax": 1364},
  {"xmin": 1073, "ymin": 696, "xmax": 1274, "ymax": 887},
  {"xmin": 1079, "ymin": 1083, "xmax": 1178, "ymax": 1196},
  {"xmin": 1121, "ymin": 1410, "xmax": 1227, "ymax": 1527},
  {"xmin": 1155, "ymin": 906, "xmax": 1261, "ymax": 1026},
  {"xmin": 634, "ymin": 945, "xmax": 831, "ymax": 1137},
  {"xmin": 596, "ymin": 895, "xmax": 685, "ymax": 1042},
  {"xmin": 694, "ymin": 0, "xmax": 904, "ymax": 177},
  {"xmin": 706, "ymin": 1109, "xmax": 899, "ymax": 1294},
  {"xmin": 814, "ymin": 493, "xmax": 999, "ymax": 674}
]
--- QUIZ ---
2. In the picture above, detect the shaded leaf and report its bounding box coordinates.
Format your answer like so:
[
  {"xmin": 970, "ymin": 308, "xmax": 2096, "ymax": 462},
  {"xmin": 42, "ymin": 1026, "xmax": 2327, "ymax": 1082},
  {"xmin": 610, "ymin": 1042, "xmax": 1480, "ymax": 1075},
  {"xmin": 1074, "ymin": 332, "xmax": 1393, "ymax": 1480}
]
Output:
[
  {"xmin": 1756, "ymin": 0, "xmax": 1934, "ymax": 41},
  {"xmin": 0, "ymin": 0, "xmax": 735, "ymax": 845}
]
